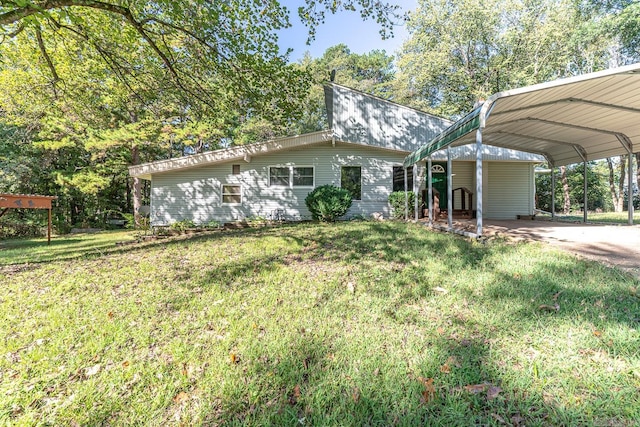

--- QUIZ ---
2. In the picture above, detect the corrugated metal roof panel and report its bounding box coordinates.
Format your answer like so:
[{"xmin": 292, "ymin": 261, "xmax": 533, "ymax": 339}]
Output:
[{"xmin": 405, "ymin": 63, "xmax": 640, "ymax": 167}]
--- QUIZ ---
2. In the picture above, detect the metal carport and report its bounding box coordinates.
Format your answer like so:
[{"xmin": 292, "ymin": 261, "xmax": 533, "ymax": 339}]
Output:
[{"xmin": 404, "ymin": 63, "xmax": 640, "ymax": 237}]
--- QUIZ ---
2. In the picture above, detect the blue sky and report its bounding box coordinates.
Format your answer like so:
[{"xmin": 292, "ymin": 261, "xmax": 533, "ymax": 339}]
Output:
[{"xmin": 277, "ymin": 0, "xmax": 417, "ymax": 62}]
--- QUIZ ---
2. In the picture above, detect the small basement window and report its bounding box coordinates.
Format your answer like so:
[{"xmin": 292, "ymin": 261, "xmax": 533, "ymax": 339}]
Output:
[
  {"xmin": 222, "ymin": 185, "xmax": 242, "ymax": 204},
  {"xmin": 232, "ymin": 164, "xmax": 240, "ymax": 175}
]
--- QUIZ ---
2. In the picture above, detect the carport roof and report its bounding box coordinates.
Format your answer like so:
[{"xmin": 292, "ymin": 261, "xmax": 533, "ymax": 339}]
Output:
[{"xmin": 404, "ymin": 63, "xmax": 640, "ymax": 167}]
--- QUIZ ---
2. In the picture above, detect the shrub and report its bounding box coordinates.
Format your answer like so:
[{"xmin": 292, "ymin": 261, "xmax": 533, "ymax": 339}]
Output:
[
  {"xmin": 305, "ymin": 185, "xmax": 352, "ymax": 222},
  {"xmin": 388, "ymin": 191, "xmax": 419, "ymax": 219},
  {"xmin": 169, "ymin": 219, "xmax": 197, "ymax": 231}
]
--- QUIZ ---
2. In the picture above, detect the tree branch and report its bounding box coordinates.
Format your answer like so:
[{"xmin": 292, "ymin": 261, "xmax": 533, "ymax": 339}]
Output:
[{"xmin": 35, "ymin": 24, "xmax": 60, "ymax": 89}]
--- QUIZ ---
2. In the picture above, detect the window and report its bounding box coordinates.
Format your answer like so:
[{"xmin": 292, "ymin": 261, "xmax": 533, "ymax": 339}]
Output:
[
  {"xmin": 341, "ymin": 166, "xmax": 362, "ymax": 200},
  {"xmin": 270, "ymin": 166, "xmax": 314, "ymax": 187},
  {"xmin": 221, "ymin": 185, "xmax": 241, "ymax": 204},
  {"xmin": 293, "ymin": 167, "xmax": 314, "ymax": 187},
  {"xmin": 232, "ymin": 164, "xmax": 240, "ymax": 175},
  {"xmin": 393, "ymin": 166, "xmax": 414, "ymax": 192},
  {"xmin": 269, "ymin": 167, "xmax": 290, "ymax": 186}
]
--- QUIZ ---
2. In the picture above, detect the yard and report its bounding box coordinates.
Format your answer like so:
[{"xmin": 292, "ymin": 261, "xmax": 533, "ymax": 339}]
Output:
[{"xmin": 1, "ymin": 222, "xmax": 639, "ymax": 425}]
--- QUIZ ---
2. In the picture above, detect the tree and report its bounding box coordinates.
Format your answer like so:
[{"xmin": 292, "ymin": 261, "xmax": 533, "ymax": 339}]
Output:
[
  {"xmin": 394, "ymin": 0, "xmax": 609, "ymax": 117},
  {"xmin": 606, "ymin": 156, "xmax": 627, "ymax": 212}
]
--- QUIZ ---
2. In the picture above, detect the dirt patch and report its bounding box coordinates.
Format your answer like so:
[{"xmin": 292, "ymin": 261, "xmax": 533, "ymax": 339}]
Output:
[{"xmin": 432, "ymin": 218, "xmax": 640, "ymax": 279}]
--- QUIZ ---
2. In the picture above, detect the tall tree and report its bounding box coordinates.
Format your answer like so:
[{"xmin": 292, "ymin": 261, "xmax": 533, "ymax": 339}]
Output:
[{"xmin": 394, "ymin": 0, "xmax": 608, "ymax": 117}]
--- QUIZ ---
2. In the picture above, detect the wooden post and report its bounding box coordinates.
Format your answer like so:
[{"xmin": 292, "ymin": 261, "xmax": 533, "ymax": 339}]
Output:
[{"xmin": 48, "ymin": 207, "xmax": 52, "ymax": 245}]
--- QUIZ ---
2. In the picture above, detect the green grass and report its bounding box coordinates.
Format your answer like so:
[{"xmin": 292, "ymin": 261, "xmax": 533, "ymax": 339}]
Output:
[
  {"xmin": 1, "ymin": 222, "xmax": 639, "ymax": 426},
  {"xmin": 538, "ymin": 211, "xmax": 640, "ymax": 225},
  {"xmin": 0, "ymin": 230, "xmax": 137, "ymax": 265}
]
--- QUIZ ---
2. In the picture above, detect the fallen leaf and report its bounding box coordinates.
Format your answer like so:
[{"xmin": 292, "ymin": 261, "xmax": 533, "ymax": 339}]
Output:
[
  {"xmin": 486, "ymin": 385, "xmax": 502, "ymax": 400},
  {"xmin": 445, "ymin": 356, "xmax": 461, "ymax": 367},
  {"xmin": 538, "ymin": 304, "xmax": 559, "ymax": 312},
  {"xmin": 464, "ymin": 383, "xmax": 488, "ymax": 394},
  {"xmin": 433, "ymin": 287, "xmax": 448, "ymax": 294},
  {"xmin": 439, "ymin": 363, "xmax": 451, "ymax": 374},
  {"xmin": 418, "ymin": 377, "xmax": 436, "ymax": 403},
  {"xmin": 511, "ymin": 414, "xmax": 525, "ymax": 425},
  {"xmin": 372, "ymin": 367, "xmax": 380, "ymax": 376},
  {"xmin": 351, "ymin": 387, "xmax": 360, "ymax": 403},
  {"xmin": 491, "ymin": 413, "xmax": 507, "ymax": 424},
  {"xmin": 85, "ymin": 364, "xmax": 101, "ymax": 377},
  {"xmin": 436, "ymin": 327, "xmax": 445, "ymax": 335},
  {"xmin": 346, "ymin": 282, "xmax": 355, "ymax": 293},
  {"xmin": 121, "ymin": 360, "xmax": 130, "ymax": 368},
  {"xmin": 107, "ymin": 311, "xmax": 114, "ymax": 319},
  {"xmin": 552, "ymin": 291, "xmax": 563, "ymax": 301},
  {"xmin": 593, "ymin": 330, "xmax": 602, "ymax": 337},
  {"xmin": 289, "ymin": 384, "xmax": 301, "ymax": 405},
  {"xmin": 173, "ymin": 391, "xmax": 189, "ymax": 403},
  {"xmin": 230, "ymin": 353, "xmax": 239, "ymax": 364}
]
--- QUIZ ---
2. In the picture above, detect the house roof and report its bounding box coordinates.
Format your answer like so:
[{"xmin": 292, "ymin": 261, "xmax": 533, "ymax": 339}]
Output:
[
  {"xmin": 404, "ymin": 63, "xmax": 640, "ymax": 167},
  {"xmin": 129, "ymin": 130, "xmax": 333, "ymax": 180}
]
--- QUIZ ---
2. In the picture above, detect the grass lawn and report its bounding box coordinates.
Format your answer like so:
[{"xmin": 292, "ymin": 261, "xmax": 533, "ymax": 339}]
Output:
[
  {"xmin": 538, "ymin": 211, "xmax": 640, "ymax": 225},
  {"xmin": 1, "ymin": 222, "xmax": 639, "ymax": 426}
]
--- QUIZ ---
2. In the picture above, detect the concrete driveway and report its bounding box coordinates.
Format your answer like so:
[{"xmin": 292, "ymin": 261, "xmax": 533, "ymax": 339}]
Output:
[{"xmin": 480, "ymin": 219, "xmax": 640, "ymax": 278}]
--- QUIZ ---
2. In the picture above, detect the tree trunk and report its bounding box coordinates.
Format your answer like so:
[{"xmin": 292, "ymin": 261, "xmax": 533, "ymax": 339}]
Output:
[
  {"xmin": 131, "ymin": 144, "xmax": 142, "ymax": 226},
  {"xmin": 561, "ymin": 166, "xmax": 570, "ymax": 214},
  {"xmin": 607, "ymin": 157, "xmax": 624, "ymax": 212},
  {"xmin": 618, "ymin": 155, "xmax": 626, "ymax": 211}
]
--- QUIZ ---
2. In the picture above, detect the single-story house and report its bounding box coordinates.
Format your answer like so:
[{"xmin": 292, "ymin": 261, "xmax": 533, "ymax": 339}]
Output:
[{"xmin": 129, "ymin": 84, "xmax": 543, "ymax": 226}]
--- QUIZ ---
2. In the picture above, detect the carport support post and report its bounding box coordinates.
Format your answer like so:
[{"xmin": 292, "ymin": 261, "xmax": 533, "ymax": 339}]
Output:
[
  {"xmin": 404, "ymin": 167, "xmax": 408, "ymax": 221},
  {"xmin": 428, "ymin": 157, "xmax": 433, "ymax": 226},
  {"xmin": 447, "ymin": 147, "xmax": 453, "ymax": 230},
  {"xmin": 476, "ymin": 128, "xmax": 483, "ymax": 237},
  {"xmin": 628, "ymin": 154, "xmax": 634, "ymax": 225},
  {"xmin": 413, "ymin": 164, "xmax": 419, "ymax": 221},
  {"xmin": 583, "ymin": 160, "xmax": 588, "ymax": 223}
]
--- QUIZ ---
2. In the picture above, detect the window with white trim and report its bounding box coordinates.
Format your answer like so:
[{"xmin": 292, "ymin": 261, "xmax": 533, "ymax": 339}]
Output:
[
  {"xmin": 293, "ymin": 167, "xmax": 314, "ymax": 187},
  {"xmin": 269, "ymin": 166, "xmax": 314, "ymax": 187},
  {"xmin": 269, "ymin": 167, "xmax": 290, "ymax": 186},
  {"xmin": 221, "ymin": 185, "xmax": 242, "ymax": 204}
]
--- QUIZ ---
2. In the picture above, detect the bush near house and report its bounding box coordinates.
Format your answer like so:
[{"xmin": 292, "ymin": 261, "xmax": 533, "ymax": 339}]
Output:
[
  {"xmin": 388, "ymin": 191, "xmax": 420, "ymax": 219},
  {"xmin": 305, "ymin": 184, "xmax": 353, "ymax": 221}
]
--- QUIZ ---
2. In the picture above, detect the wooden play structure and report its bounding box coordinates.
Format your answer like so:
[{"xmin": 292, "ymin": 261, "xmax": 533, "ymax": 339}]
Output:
[{"xmin": 0, "ymin": 194, "xmax": 57, "ymax": 244}]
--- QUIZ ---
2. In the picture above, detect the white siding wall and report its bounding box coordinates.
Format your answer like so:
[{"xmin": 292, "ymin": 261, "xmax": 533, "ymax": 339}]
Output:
[
  {"xmin": 150, "ymin": 142, "xmax": 407, "ymax": 225},
  {"xmin": 485, "ymin": 162, "xmax": 535, "ymax": 219}
]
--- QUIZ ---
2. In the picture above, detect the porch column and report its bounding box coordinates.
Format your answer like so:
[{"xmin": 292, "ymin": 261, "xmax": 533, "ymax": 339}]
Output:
[
  {"xmin": 550, "ymin": 163, "xmax": 556, "ymax": 220},
  {"xmin": 404, "ymin": 167, "xmax": 408, "ymax": 221},
  {"xmin": 476, "ymin": 128, "xmax": 483, "ymax": 237},
  {"xmin": 428, "ymin": 157, "xmax": 433, "ymax": 226},
  {"xmin": 583, "ymin": 160, "xmax": 588, "ymax": 223},
  {"xmin": 628, "ymin": 153, "xmax": 634, "ymax": 225},
  {"xmin": 413, "ymin": 164, "xmax": 419, "ymax": 221},
  {"xmin": 447, "ymin": 146, "xmax": 453, "ymax": 231}
]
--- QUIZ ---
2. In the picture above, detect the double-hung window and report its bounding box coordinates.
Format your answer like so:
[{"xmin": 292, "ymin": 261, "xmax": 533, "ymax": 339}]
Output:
[
  {"xmin": 270, "ymin": 166, "xmax": 314, "ymax": 188},
  {"xmin": 221, "ymin": 185, "xmax": 242, "ymax": 204}
]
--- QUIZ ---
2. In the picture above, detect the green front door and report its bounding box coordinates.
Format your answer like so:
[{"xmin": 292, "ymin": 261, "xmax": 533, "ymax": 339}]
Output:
[{"xmin": 430, "ymin": 162, "xmax": 448, "ymax": 211}]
